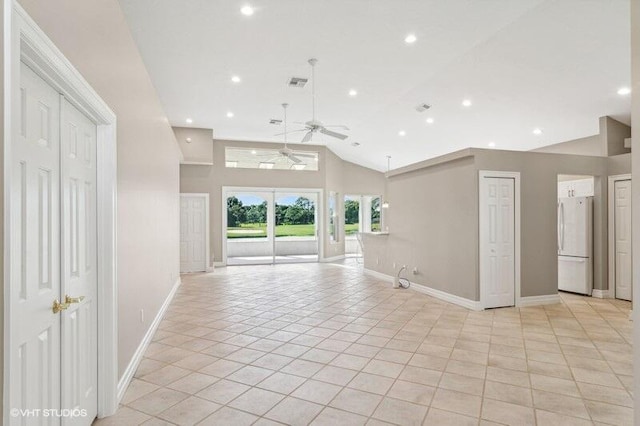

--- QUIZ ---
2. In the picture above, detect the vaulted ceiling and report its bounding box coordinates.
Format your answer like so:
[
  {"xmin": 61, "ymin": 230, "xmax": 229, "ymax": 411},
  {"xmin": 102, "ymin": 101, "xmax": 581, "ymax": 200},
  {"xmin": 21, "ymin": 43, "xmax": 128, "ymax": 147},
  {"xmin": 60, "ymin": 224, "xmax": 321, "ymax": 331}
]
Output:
[{"xmin": 119, "ymin": 0, "xmax": 631, "ymax": 171}]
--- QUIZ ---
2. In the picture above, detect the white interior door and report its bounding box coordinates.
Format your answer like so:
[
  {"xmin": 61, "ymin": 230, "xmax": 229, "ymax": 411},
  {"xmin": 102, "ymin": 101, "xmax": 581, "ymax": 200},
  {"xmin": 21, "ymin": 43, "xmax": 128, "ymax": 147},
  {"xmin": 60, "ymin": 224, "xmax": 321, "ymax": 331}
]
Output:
[
  {"xmin": 614, "ymin": 180, "xmax": 632, "ymax": 301},
  {"xmin": 481, "ymin": 177, "xmax": 516, "ymax": 308},
  {"xmin": 60, "ymin": 98, "xmax": 98, "ymax": 424},
  {"xmin": 9, "ymin": 62, "xmax": 98, "ymax": 426},
  {"xmin": 180, "ymin": 195, "xmax": 208, "ymax": 272},
  {"xmin": 10, "ymin": 61, "xmax": 63, "ymax": 425}
]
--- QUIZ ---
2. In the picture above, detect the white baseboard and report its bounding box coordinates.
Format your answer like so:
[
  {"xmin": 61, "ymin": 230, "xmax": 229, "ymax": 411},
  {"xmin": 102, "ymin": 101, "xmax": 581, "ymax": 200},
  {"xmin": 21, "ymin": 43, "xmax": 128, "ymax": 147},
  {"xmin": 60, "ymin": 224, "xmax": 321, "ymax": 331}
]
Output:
[
  {"xmin": 116, "ymin": 276, "xmax": 182, "ymax": 403},
  {"xmin": 518, "ymin": 294, "xmax": 561, "ymax": 307},
  {"xmin": 321, "ymin": 255, "xmax": 346, "ymax": 263},
  {"xmin": 592, "ymin": 289, "xmax": 611, "ymax": 298},
  {"xmin": 411, "ymin": 282, "xmax": 483, "ymax": 311},
  {"xmin": 363, "ymin": 269, "xmax": 482, "ymax": 311}
]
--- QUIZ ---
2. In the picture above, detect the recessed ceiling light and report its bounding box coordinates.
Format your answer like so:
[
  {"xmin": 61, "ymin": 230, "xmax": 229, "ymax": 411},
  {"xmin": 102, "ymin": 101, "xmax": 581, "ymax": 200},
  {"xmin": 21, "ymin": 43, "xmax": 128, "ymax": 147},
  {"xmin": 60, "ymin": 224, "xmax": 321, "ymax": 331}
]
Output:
[
  {"xmin": 231, "ymin": 75, "xmax": 241, "ymax": 83},
  {"xmin": 226, "ymin": 111, "xmax": 234, "ymax": 118},
  {"xmin": 398, "ymin": 130, "xmax": 406, "ymax": 136},
  {"xmin": 186, "ymin": 118, "xmax": 193, "ymax": 124},
  {"xmin": 488, "ymin": 142, "xmax": 496, "ymax": 148},
  {"xmin": 404, "ymin": 34, "xmax": 417, "ymax": 44},
  {"xmin": 533, "ymin": 128, "xmax": 543, "ymax": 135},
  {"xmin": 462, "ymin": 99, "xmax": 472, "ymax": 107},
  {"xmin": 240, "ymin": 5, "xmax": 254, "ymax": 16},
  {"xmin": 185, "ymin": 137, "xmax": 192, "ymax": 143},
  {"xmin": 251, "ymin": 150, "xmax": 257, "ymax": 155},
  {"xmin": 617, "ymin": 87, "xmax": 631, "ymax": 95},
  {"xmin": 348, "ymin": 89, "xmax": 358, "ymax": 97},
  {"xmin": 259, "ymin": 162, "xmax": 275, "ymax": 169},
  {"xmin": 426, "ymin": 117, "xmax": 434, "ymax": 124}
]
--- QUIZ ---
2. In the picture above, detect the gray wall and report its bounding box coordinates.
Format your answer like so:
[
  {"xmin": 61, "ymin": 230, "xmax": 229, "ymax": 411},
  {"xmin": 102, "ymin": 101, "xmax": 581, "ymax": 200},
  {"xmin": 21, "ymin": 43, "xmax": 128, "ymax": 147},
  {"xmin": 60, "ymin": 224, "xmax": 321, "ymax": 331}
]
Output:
[
  {"xmin": 179, "ymin": 138, "xmax": 385, "ymax": 264},
  {"xmin": 17, "ymin": 0, "xmax": 182, "ymax": 378},
  {"xmin": 364, "ymin": 148, "xmax": 625, "ymax": 302},
  {"xmin": 532, "ymin": 134, "xmax": 602, "ymax": 156},
  {"xmin": 601, "ymin": 116, "xmax": 631, "ymax": 156},
  {"xmin": 173, "ymin": 127, "xmax": 213, "ymax": 163},
  {"xmin": 364, "ymin": 156, "xmax": 479, "ymax": 300}
]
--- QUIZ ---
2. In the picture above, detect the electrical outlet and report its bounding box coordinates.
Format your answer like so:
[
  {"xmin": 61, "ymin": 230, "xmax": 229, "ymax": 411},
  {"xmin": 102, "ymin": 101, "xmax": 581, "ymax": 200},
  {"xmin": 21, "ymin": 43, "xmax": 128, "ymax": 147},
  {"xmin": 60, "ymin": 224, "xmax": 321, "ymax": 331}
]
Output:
[
  {"xmin": 376, "ymin": 257, "xmax": 380, "ymax": 265},
  {"xmin": 140, "ymin": 309, "xmax": 144, "ymax": 323},
  {"xmin": 393, "ymin": 262, "xmax": 396, "ymax": 269},
  {"xmin": 413, "ymin": 267, "xmax": 419, "ymax": 275}
]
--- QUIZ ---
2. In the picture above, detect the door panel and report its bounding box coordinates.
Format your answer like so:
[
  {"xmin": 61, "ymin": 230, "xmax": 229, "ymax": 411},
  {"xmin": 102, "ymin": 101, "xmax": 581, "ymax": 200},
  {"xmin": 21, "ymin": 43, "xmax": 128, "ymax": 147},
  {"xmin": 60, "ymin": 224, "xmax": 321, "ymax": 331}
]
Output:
[
  {"xmin": 61, "ymin": 98, "xmax": 98, "ymax": 424},
  {"xmin": 10, "ymin": 62, "xmax": 62, "ymax": 425},
  {"xmin": 614, "ymin": 180, "xmax": 632, "ymax": 301},
  {"xmin": 481, "ymin": 177, "xmax": 515, "ymax": 309},
  {"xmin": 180, "ymin": 195, "xmax": 207, "ymax": 272}
]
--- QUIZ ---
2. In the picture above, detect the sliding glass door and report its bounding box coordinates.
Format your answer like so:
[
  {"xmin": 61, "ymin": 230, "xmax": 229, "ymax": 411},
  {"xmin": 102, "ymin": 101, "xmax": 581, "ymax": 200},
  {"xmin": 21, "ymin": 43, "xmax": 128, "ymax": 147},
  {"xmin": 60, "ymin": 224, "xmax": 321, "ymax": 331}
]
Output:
[{"xmin": 225, "ymin": 189, "xmax": 319, "ymax": 265}]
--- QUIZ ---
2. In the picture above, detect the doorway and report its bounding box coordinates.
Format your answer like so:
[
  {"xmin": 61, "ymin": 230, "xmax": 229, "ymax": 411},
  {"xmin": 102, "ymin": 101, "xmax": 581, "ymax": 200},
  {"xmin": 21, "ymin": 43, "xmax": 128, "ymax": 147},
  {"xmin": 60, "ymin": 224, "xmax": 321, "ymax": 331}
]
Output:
[
  {"xmin": 344, "ymin": 195, "xmax": 382, "ymax": 257},
  {"xmin": 6, "ymin": 5, "xmax": 119, "ymax": 421},
  {"xmin": 223, "ymin": 188, "xmax": 321, "ymax": 265},
  {"xmin": 479, "ymin": 171, "xmax": 520, "ymax": 309},
  {"xmin": 609, "ymin": 175, "xmax": 632, "ymax": 301}
]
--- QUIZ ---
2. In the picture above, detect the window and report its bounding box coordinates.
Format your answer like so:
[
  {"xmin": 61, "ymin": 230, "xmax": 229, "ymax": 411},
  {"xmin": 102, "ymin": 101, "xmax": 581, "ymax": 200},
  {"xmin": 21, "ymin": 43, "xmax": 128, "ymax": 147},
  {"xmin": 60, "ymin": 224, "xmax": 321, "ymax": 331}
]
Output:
[
  {"xmin": 225, "ymin": 147, "xmax": 319, "ymax": 171},
  {"xmin": 328, "ymin": 191, "xmax": 338, "ymax": 242}
]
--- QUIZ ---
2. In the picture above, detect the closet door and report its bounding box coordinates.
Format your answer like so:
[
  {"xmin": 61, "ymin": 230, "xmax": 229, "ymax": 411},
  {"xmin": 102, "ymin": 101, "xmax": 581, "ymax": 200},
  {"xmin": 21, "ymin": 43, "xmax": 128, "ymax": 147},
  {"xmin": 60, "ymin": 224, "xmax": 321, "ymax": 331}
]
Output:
[
  {"xmin": 60, "ymin": 98, "xmax": 99, "ymax": 424},
  {"xmin": 10, "ymin": 61, "xmax": 62, "ymax": 424}
]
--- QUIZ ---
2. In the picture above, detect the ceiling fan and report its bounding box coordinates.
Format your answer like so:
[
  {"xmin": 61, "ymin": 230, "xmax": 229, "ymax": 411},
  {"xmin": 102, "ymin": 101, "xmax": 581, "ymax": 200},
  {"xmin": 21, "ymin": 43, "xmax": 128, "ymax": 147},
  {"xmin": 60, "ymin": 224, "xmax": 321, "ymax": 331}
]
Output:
[
  {"xmin": 261, "ymin": 103, "xmax": 318, "ymax": 166},
  {"xmin": 277, "ymin": 58, "xmax": 349, "ymax": 143}
]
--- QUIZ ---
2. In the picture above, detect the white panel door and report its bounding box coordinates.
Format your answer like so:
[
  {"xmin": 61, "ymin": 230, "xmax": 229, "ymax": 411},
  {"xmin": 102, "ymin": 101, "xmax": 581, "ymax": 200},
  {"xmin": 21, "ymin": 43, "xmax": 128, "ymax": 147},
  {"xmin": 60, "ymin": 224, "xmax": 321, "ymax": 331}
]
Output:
[
  {"xmin": 614, "ymin": 180, "xmax": 632, "ymax": 301},
  {"xmin": 180, "ymin": 195, "xmax": 207, "ymax": 272},
  {"xmin": 10, "ymin": 62, "xmax": 62, "ymax": 425},
  {"xmin": 481, "ymin": 177, "xmax": 515, "ymax": 309},
  {"xmin": 60, "ymin": 98, "xmax": 98, "ymax": 424}
]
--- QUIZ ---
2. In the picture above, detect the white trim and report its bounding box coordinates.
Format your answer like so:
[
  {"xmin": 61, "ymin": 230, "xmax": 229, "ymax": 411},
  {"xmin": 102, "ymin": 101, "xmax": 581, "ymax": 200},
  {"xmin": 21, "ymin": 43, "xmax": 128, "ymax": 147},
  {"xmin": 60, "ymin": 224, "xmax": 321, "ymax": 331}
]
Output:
[
  {"xmin": 362, "ymin": 269, "xmax": 483, "ymax": 311},
  {"xmin": 116, "ymin": 277, "xmax": 181, "ymax": 403},
  {"xmin": 320, "ymin": 255, "xmax": 345, "ymax": 263},
  {"xmin": 180, "ymin": 161, "xmax": 213, "ymax": 166},
  {"xmin": 478, "ymin": 171, "xmax": 522, "ymax": 309},
  {"xmin": 4, "ymin": 3, "xmax": 119, "ymax": 422},
  {"xmin": 518, "ymin": 294, "xmax": 561, "ymax": 307},
  {"xmin": 410, "ymin": 282, "xmax": 483, "ymax": 311},
  {"xmin": 221, "ymin": 186, "xmax": 324, "ymax": 265},
  {"xmin": 213, "ymin": 261, "xmax": 226, "ymax": 268},
  {"xmin": 608, "ymin": 174, "xmax": 632, "ymax": 300},
  {"xmin": 592, "ymin": 289, "xmax": 612, "ymax": 299},
  {"xmin": 180, "ymin": 193, "xmax": 210, "ymax": 272}
]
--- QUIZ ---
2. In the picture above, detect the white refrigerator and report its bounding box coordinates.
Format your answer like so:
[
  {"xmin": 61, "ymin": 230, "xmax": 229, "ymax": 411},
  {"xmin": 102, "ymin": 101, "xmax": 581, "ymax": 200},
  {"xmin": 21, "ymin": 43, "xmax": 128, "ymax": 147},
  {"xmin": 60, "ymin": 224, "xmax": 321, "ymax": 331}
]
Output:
[{"xmin": 558, "ymin": 196, "xmax": 593, "ymax": 295}]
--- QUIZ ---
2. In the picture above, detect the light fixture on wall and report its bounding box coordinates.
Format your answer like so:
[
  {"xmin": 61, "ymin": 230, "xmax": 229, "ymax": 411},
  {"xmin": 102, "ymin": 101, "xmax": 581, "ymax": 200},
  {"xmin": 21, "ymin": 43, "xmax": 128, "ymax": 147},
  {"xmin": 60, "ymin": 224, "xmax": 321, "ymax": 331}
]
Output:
[{"xmin": 382, "ymin": 155, "xmax": 391, "ymax": 209}]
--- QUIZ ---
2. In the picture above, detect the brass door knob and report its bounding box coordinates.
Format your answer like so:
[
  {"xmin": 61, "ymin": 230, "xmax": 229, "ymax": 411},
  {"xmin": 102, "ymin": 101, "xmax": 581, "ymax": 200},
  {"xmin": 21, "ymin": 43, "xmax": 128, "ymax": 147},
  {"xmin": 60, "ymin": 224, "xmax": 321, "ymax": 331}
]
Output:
[
  {"xmin": 65, "ymin": 295, "xmax": 85, "ymax": 304},
  {"xmin": 52, "ymin": 299, "xmax": 70, "ymax": 314}
]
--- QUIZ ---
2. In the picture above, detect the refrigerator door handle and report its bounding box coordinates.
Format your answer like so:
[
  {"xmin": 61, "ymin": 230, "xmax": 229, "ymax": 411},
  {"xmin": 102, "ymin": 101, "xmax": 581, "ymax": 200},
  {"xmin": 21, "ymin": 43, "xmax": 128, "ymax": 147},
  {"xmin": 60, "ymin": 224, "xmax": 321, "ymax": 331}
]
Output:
[{"xmin": 560, "ymin": 202, "xmax": 565, "ymax": 251}]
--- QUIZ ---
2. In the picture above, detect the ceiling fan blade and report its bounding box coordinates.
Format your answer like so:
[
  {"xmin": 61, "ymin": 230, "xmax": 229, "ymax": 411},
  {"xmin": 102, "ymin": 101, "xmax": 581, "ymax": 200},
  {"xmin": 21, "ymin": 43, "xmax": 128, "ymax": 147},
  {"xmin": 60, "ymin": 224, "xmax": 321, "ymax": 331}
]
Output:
[
  {"xmin": 274, "ymin": 129, "xmax": 306, "ymax": 136},
  {"xmin": 288, "ymin": 155, "xmax": 303, "ymax": 163},
  {"xmin": 301, "ymin": 131, "xmax": 313, "ymax": 143},
  {"xmin": 320, "ymin": 128, "xmax": 348, "ymax": 140},
  {"xmin": 323, "ymin": 125, "xmax": 350, "ymax": 130},
  {"xmin": 293, "ymin": 153, "xmax": 317, "ymax": 158}
]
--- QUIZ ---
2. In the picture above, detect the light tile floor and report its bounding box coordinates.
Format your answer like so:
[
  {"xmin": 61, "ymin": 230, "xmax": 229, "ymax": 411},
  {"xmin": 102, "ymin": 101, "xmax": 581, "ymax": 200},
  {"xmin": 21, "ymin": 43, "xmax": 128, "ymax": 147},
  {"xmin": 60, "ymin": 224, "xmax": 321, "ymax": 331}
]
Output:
[{"xmin": 95, "ymin": 261, "xmax": 633, "ymax": 425}]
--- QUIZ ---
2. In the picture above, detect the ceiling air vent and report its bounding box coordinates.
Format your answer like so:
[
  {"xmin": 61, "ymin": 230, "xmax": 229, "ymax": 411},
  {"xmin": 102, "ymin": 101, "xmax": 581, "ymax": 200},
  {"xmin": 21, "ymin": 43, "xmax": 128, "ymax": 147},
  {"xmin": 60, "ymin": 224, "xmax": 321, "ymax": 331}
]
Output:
[
  {"xmin": 269, "ymin": 119, "xmax": 283, "ymax": 125},
  {"xmin": 415, "ymin": 103, "xmax": 431, "ymax": 112},
  {"xmin": 288, "ymin": 77, "xmax": 308, "ymax": 88}
]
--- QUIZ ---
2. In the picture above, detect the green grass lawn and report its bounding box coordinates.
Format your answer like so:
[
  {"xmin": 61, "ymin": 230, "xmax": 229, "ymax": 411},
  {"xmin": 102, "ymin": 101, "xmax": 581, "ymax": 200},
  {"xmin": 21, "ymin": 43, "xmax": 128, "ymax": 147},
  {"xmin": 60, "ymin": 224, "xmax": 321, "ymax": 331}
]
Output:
[
  {"xmin": 228, "ymin": 223, "xmax": 317, "ymax": 238},
  {"xmin": 228, "ymin": 222, "xmax": 370, "ymax": 238}
]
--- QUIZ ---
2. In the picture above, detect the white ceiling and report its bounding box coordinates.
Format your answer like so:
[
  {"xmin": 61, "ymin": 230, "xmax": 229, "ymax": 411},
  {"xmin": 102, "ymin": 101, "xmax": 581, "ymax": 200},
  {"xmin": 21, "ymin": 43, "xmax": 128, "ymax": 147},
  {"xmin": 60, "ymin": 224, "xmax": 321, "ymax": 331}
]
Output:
[{"xmin": 119, "ymin": 0, "xmax": 631, "ymax": 171}]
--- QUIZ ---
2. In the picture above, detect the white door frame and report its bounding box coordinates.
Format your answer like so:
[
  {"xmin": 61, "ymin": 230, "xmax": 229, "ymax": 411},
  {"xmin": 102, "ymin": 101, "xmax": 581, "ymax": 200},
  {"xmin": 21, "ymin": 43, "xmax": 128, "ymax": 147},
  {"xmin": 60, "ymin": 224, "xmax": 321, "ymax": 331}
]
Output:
[
  {"xmin": 608, "ymin": 174, "xmax": 632, "ymax": 299},
  {"xmin": 221, "ymin": 186, "xmax": 324, "ymax": 265},
  {"xmin": 479, "ymin": 171, "xmax": 521, "ymax": 309},
  {"xmin": 4, "ymin": 2, "xmax": 118, "ymax": 421},
  {"xmin": 180, "ymin": 193, "xmax": 211, "ymax": 272}
]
